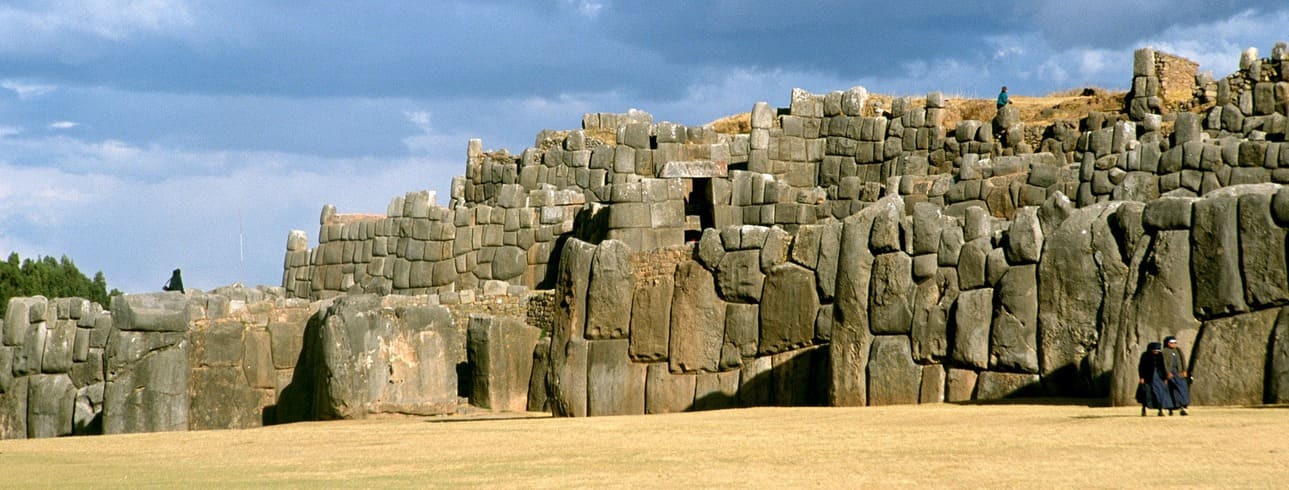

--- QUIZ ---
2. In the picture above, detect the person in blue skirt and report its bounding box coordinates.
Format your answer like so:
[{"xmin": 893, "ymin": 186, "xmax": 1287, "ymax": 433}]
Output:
[
  {"xmin": 1137, "ymin": 341, "xmax": 1174, "ymax": 417},
  {"xmin": 1161, "ymin": 336, "xmax": 1190, "ymax": 416}
]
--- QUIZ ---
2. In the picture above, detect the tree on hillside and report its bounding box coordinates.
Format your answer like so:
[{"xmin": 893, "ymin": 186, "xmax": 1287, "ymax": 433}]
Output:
[{"xmin": 0, "ymin": 252, "xmax": 122, "ymax": 317}]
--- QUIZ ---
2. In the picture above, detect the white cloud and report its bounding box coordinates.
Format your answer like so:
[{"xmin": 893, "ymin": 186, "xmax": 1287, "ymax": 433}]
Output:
[
  {"xmin": 48, "ymin": 121, "xmax": 79, "ymax": 130},
  {"xmin": 1144, "ymin": 8, "xmax": 1289, "ymax": 77},
  {"xmin": 0, "ymin": 0, "xmax": 194, "ymax": 41},
  {"xmin": 0, "ymin": 126, "xmax": 22, "ymax": 138},
  {"xmin": 0, "ymin": 134, "xmax": 463, "ymax": 293},
  {"xmin": 1, "ymin": 79, "xmax": 57, "ymax": 98},
  {"xmin": 561, "ymin": 0, "xmax": 604, "ymax": 18}
]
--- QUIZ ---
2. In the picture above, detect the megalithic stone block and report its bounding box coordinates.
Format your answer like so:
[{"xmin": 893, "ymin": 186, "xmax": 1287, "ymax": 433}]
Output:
[
  {"xmin": 585, "ymin": 240, "xmax": 635, "ymax": 340},
  {"xmin": 1191, "ymin": 194, "xmax": 1248, "ymax": 317},
  {"xmin": 953, "ymin": 289, "xmax": 992, "ymax": 370},
  {"xmin": 1237, "ymin": 192, "xmax": 1289, "ymax": 308},
  {"xmin": 4, "ymin": 297, "xmax": 39, "ymax": 346},
  {"xmin": 831, "ymin": 199, "xmax": 884, "ymax": 407},
  {"xmin": 42, "ymin": 320, "xmax": 75, "ymax": 374},
  {"xmin": 866, "ymin": 336, "xmax": 921, "ymax": 406},
  {"xmin": 527, "ymin": 337, "xmax": 551, "ymax": 412},
  {"xmin": 759, "ymin": 263, "xmax": 819, "ymax": 355},
  {"xmin": 103, "ymin": 330, "xmax": 190, "ymax": 434},
  {"xmin": 669, "ymin": 262, "xmax": 725, "ymax": 373},
  {"xmin": 991, "ymin": 265, "xmax": 1039, "ymax": 374},
  {"xmin": 1, "ymin": 375, "xmax": 29, "ymax": 438},
  {"xmin": 645, "ymin": 362, "xmax": 695, "ymax": 414},
  {"xmin": 1190, "ymin": 308, "xmax": 1278, "ymax": 406},
  {"xmin": 869, "ymin": 252, "xmax": 914, "ymax": 335},
  {"xmin": 629, "ymin": 268, "xmax": 673, "ymax": 362},
  {"xmin": 468, "ymin": 315, "xmax": 542, "ymax": 412},
  {"xmin": 113, "ymin": 294, "xmax": 191, "ymax": 333},
  {"xmin": 586, "ymin": 339, "xmax": 646, "ymax": 416}
]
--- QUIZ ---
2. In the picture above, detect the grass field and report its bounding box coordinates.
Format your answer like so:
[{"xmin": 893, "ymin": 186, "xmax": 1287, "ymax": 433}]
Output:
[{"xmin": 2, "ymin": 402, "xmax": 1285, "ymax": 488}]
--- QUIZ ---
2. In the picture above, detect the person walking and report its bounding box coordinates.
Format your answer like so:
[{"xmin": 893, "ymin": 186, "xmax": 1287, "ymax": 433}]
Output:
[
  {"xmin": 996, "ymin": 86, "xmax": 1010, "ymax": 110},
  {"xmin": 1136, "ymin": 341, "xmax": 1173, "ymax": 417},
  {"xmin": 1161, "ymin": 336, "xmax": 1191, "ymax": 416}
]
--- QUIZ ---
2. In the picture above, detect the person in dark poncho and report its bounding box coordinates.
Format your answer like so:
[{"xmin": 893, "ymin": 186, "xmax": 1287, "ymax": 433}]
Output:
[
  {"xmin": 162, "ymin": 269, "xmax": 185, "ymax": 294},
  {"xmin": 1137, "ymin": 341, "xmax": 1174, "ymax": 417},
  {"xmin": 1161, "ymin": 336, "xmax": 1190, "ymax": 416}
]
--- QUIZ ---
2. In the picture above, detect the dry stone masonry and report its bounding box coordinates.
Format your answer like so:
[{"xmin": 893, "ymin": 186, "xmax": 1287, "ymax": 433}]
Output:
[{"xmin": 6, "ymin": 43, "xmax": 1289, "ymax": 437}]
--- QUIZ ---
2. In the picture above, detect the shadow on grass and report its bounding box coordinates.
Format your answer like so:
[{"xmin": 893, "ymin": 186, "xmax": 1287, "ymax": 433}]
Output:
[{"xmin": 950, "ymin": 396, "xmax": 1112, "ymax": 408}]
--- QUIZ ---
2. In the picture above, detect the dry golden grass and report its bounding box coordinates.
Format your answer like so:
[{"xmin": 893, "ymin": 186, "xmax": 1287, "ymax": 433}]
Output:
[{"xmin": 2, "ymin": 403, "xmax": 1285, "ymax": 488}]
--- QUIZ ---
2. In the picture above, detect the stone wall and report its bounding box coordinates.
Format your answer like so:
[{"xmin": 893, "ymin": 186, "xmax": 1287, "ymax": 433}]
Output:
[
  {"xmin": 1, "ymin": 283, "xmax": 549, "ymax": 439},
  {"xmin": 540, "ymin": 182, "xmax": 1289, "ymax": 415},
  {"xmin": 1, "ymin": 296, "xmax": 111, "ymax": 438}
]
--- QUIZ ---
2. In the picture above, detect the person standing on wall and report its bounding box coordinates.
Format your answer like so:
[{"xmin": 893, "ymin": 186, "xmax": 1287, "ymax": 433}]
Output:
[
  {"xmin": 162, "ymin": 268, "xmax": 185, "ymax": 294},
  {"xmin": 1161, "ymin": 336, "xmax": 1191, "ymax": 416},
  {"xmin": 996, "ymin": 86, "xmax": 1010, "ymax": 111},
  {"xmin": 1137, "ymin": 341, "xmax": 1174, "ymax": 417}
]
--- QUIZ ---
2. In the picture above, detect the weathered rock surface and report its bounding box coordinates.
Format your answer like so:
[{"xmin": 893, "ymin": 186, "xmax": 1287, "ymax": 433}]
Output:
[
  {"xmin": 716, "ymin": 250, "xmax": 765, "ymax": 303},
  {"xmin": 953, "ymin": 289, "xmax": 992, "ymax": 370},
  {"xmin": 312, "ymin": 296, "xmax": 459, "ymax": 419},
  {"xmin": 585, "ymin": 240, "xmax": 635, "ymax": 339},
  {"xmin": 1190, "ymin": 308, "xmax": 1278, "ymax": 406},
  {"xmin": 669, "ymin": 262, "xmax": 725, "ymax": 373},
  {"xmin": 468, "ymin": 315, "xmax": 541, "ymax": 412},
  {"xmin": 629, "ymin": 268, "xmax": 673, "ymax": 362},
  {"xmin": 990, "ymin": 264, "xmax": 1039, "ymax": 374},
  {"xmin": 645, "ymin": 362, "xmax": 694, "ymax": 414},
  {"xmin": 587, "ymin": 339, "xmax": 646, "ymax": 416},
  {"xmin": 759, "ymin": 263, "xmax": 819, "ymax": 355},
  {"xmin": 1038, "ymin": 202, "xmax": 1129, "ymax": 394},
  {"xmin": 1190, "ymin": 194, "xmax": 1248, "ymax": 316},
  {"xmin": 869, "ymin": 252, "xmax": 914, "ymax": 334},
  {"xmin": 975, "ymin": 372, "xmax": 1041, "ymax": 399},
  {"xmin": 866, "ymin": 336, "xmax": 920, "ymax": 405},
  {"xmin": 830, "ymin": 198, "xmax": 884, "ymax": 406}
]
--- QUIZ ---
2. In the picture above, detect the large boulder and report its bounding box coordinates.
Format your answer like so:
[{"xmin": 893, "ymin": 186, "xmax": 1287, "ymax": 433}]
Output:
[
  {"xmin": 1189, "ymin": 308, "xmax": 1278, "ymax": 406},
  {"xmin": 629, "ymin": 268, "xmax": 674, "ymax": 362},
  {"xmin": 953, "ymin": 289, "xmax": 993, "ymax": 370},
  {"xmin": 468, "ymin": 315, "xmax": 542, "ymax": 412},
  {"xmin": 869, "ymin": 252, "xmax": 914, "ymax": 334},
  {"xmin": 103, "ymin": 330, "xmax": 190, "ymax": 434},
  {"xmin": 669, "ymin": 262, "xmax": 725, "ymax": 373},
  {"xmin": 1108, "ymin": 230, "xmax": 1200, "ymax": 406},
  {"xmin": 911, "ymin": 268, "xmax": 957, "ymax": 363},
  {"xmin": 585, "ymin": 240, "xmax": 635, "ymax": 339},
  {"xmin": 111, "ymin": 293, "xmax": 191, "ymax": 332},
  {"xmin": 547, "ymin": 239, "xmax": 596, "ymax": 417},
  {"xmin": 1271, "ymin": 309, "xmax": 1289, "ymax": 403},
  {"xmin": 721, "ymin": 304, "xmax": 758, "ymax": 370},
  {"xmin": 975, "ymin": 371, "xmax": 1041, "ymax": 400},
  {"xmin": 189, "ymin": 366, "xmax": 272, "ymax": 430},
  {"xmin": 26, "ymin": 374, "xmax": 74, "ymax": 438},
  {"xmin": 526, "ymin": 337, "xmax": 551, "ymax": 412},
  {"xmin": 990, "ymin": 264, "xmax": 1039, "ymax": 374},
  {"xmin": 759, "ymin": 263, "xmax": 819, "ymax": 355},
  {"xmin": 1237, "ymin": 193, "xmax": 1289, "ymax": 308},
  {"xmin": 586, "ymin": 339, "xmax": 646, "ymax": 416},
  {"xmin": 830, "ymin": 197, "xmax": 889, "ymax": 406},
  {"xmin": 716, "ymin": 250, "xmax": 766, "ymax": 303},
  {"xmin": 1039, "ymin": 202, "xmax": 1130, "ymax": 394},
  {"xmin": 0, "ymin": 375, "xmax": 29, "ymax": 439},
  {"xmin": 1190, "ymin": 194, "xmax": 1248, "ymax": 317},
  {"xmin": 312, "ymin": 296, "xmax": 458, "ymax": 419},
  {"xmin": 866, "ymin": 336, "xmax": 921, "ymax": 405},
  {"xmin": 815, "ymin": 222, "xmax": 843, "ymax": 302},
  {"xmin": 645, "ymin": 362, "xmax": 694, "ymax": 413}
]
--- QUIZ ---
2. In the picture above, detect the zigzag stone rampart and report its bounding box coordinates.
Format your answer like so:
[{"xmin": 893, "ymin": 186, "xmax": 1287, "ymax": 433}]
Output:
[{"xmin": 5, "ymin": 43, "xmax": 1289, "ymax": 437}]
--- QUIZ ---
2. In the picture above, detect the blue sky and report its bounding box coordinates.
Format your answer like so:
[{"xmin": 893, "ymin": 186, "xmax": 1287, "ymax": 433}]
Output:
[{"xmin": 1, "ymin": 0, "xmax": 1286, "ymax": 293}]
